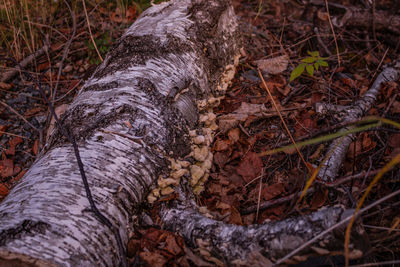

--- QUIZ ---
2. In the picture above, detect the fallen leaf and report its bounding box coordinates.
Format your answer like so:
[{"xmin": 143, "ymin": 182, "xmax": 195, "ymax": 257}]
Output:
[
  {"xmin": 10, "ymin": 169, "xmax": 27, "ymax": 183},
  {"xmin": 391, "ymin": 101, "xmax": 400, "ymax": 114},
  {"xmin": 32, "ymin": 139, "xmax": 39, "ymax": 155},
  {"xmin": 237, "ymin": 152, "xmax": 263, "ymax": 183},
  {"xmin": 310, "ymin": 188, "xmax": 328, "ymax": 210},
  {"xmin": 164, "ymin": 234, "xmax": 183, "ymax": 256},
  {"xmin": 5, "ymin": 137, "xmax": 23, "ymax": 155},
  {"xmin": 213, "ymin": 152, "xmax": 229, "ymax": 169},
  {"xmin": 256, "ymin": 55, "xmax": 289, "ymax": 75},
  {"xmin": 228, "ymin": 206, "xmax": 243, "ymax": 225},
  {"xmin": 262, "ymin": 183, "xmax": 286, "ymax": 201},
  {"xmin": 0, "ymin": 125, "xmax": 6, "ymax": 138},
  {"xmin": 0, "ymin": 183, "xmax": 9, "ymax": 198},
  {"xmin": 213, "ymin": 139, "xmax": 231, "ymax": 152},
  {"xmin": 218, "ymin": 102, "xmax": 271, "ymax": 132},
  {"xmin": 228, "ymin": 128, "xmax": 240, "ymax": 143},
  {"xmin": 24, "ymin": 107, "xmax": 43, "ymax": 117},
  {"xmin": 0, "ymin": 159, "xmax": 13, "ymax": 178},
  {"xmin": 139, "ymin": 251, "xmax": 167, "ymax": 267},
  {"xmin": 127, "ymin": 239, "xmax": 140, "ymax": 258},
  {"xmin": 0, "ymin": 82, "xmax": 12, "ymax": 90}
]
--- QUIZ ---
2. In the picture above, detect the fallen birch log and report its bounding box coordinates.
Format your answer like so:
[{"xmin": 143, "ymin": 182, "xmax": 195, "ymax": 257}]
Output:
[
  {"xmin": 0, "ymin": 0, "xmax": 363, "ymax": 266},
  {"xmin": 0, "ymin": 1, "xmax": 240, "ymax": 265}
]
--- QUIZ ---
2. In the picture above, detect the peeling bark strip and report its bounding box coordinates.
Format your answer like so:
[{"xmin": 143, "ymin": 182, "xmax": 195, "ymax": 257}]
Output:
[{"xmin": 0, "ymin": 1, "xmax": 240, "ymax": 266}]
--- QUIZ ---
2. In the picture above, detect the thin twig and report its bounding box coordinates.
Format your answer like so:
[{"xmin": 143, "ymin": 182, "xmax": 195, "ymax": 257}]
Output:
[
  {"xmin": 52, "ymin": 0, "xmax": 77, "ymax": 105},
  {"xmin": 324, "ymin": 0, "xmax": 341, "ymax": 67},
  {"xmin": 55, "ymin": 79, "xmax": 82, "ymax": 102},
  {"xmin": 274, "ymin": 187, "xmax": 400, "ymax": 265},
  {"xmin": 0, "ymin": 45, "xmax": 48, "ymax": 82},
  {"xmin": 258, "ymin": 68, "xmax": 311, "ymax": 173},
  {"xmin": 255, "ymin": 168, "xmax": 264, "ymax": 222},
  {"xmin": 0, "ymin": 130, "xmax": 27, "ymax": 139},
  {"xmin": 241, "ymin": 188, "xmax": 315, "ymax": 215},
  {"xmin": 371, "ymin": 47, "xmax": 389, "ymax": 81},
  {"xmin": 82, "ymin": 0, "xmax": 103, "ymax": 62},
  {"xmin": 0, "ymin": 100, "xmax": 39, "ymax": 132}
]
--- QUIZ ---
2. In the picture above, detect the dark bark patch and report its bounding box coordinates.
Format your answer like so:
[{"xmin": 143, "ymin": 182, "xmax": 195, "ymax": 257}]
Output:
[
  {"xmin": 188, "ymin": 0, "xmax": 241, "ymax": 94},
  {"xmin": 46, "ymin": 103, "xmax": 140, "ymax": 150},
  {"xmin": 0, "ymin": 220, "xmax": 50, "ymax": 246},
  {"xmin": 81, "ymin": 81, "xmax": 119, "ymax": 93},
  {"xmin": 93, "ymin": 35, "xmax": 193, "ymax": 79}
]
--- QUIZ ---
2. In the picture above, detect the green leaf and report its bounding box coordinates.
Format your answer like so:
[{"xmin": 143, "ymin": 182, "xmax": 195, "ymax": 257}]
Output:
[
  {"xmin": 314, "ymin": 62, "xmax": 320, "ymax": 71},
  {"xmin": 306, "ymin": 64, "xmax": 314, "ymax": 76},
  {"xmin": 308, "ymin": 51, "xmax": 320, "ymax": 57},
  {"xmin": 319, "ymin": 60, "xmax": 328, "ymax": 67},
  {"xmin": 301, "ymin": 57, "xmax": 316, "ymax": 63},
  {"xmin": 290, "ymin": 63, "xmax": 306, "ymax": 82}
]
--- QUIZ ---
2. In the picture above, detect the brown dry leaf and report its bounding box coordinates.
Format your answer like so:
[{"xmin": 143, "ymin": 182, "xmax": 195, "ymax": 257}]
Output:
[
  {"xmin": 24, "ymin": 107, "xmax": 42, "ymax": 117},
  {"xmin": 218, "ymin": 102, "xmax": 271, "ymax": 132},
  {"xmin": 0, "ymin": 125, "xmax": 6, "ymax": 138},
  {"xmin": 5, "ymin": 137, "xmax": 23, "ymax": 155},
  {"xmin": 228, "ymin": 206, "xmax": 243, "ymax": 225},
  {"xmin": 0, "ymin": 82, "xmax": 12, "ymax": 90},
  {"xmin": 0, "ymin": 183, "xmax": 9, "ymax": 198},
  {"xmin": 127, "ymin": 239, "xmax": 140, "ymax": 258},
  {"xmin": 388, "ymin": 133, "xmax": 400, "ymax": 148},
  {"xmin": 317, "ymin": 10, "xmax": 329, "ymax": 21},
  {"xmin": 310, "ymin": 188, "xmax": 328, "ymax": 210},
  {"xmin": 164, "ymin": 234, "xmax": 183, "ymax": 256},
  {"xmin": 228, "ymin": 128, "xmax": 240, "ymax": 143},
  {"xmin": 262, "ymin": 183, "xmax": 286, "ymax": 201},
  {"xmin": 255, "ymin": 55, "xmax": 289, "ymax": 75},
  {"xmin": 139, "ymin": 251, "xmax": 167, "ymax": 267},
  {"xmin": 213, "ymin": 139, "xmax": 231, "ymax": 152},
  {"xmin": 237, "ymin": 152, "xmax": 263, "ymax": 183},
  {"xmin": 0, "ymin": 159, "xmax": 14, "ymax": 178},
  {"xmin": 10, "ymin": 169, "xmax": 27, "ymax": 184},
  {"xmin": 213, "ymin": 152, "xmax": 229, "ymax": 169},
  {"xmin": 183, "ymin": 246, "xmax": 215, "ymax": 267},
  {"xmin": 391, "ymin": 101, "xmax": 400, "ymax": 113},
  {"xmin": 32, "ymin": 139, "xmax": 39, "ymax": 155}
]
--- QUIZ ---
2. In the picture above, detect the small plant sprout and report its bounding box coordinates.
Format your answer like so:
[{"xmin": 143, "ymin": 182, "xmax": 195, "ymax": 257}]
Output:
[{"xmin": 290, "ymin": 51, "xmax": 328, "ymax": 82}]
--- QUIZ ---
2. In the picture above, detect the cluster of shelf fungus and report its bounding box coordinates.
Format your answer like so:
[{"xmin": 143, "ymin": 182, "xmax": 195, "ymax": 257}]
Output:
[{"xmin": 147, "ymin": 55, "xmax": 240, "ymax": 204}]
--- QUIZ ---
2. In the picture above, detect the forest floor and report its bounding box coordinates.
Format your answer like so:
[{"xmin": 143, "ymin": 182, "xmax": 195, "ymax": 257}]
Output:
[{"xmin": 0, "ymin": 0, "xmax": 399, "ymax": 266}]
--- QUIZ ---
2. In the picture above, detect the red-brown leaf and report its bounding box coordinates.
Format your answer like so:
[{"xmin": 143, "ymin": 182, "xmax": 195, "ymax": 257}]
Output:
[{"xmin": 236, "ymin": 152, "xmax": 263, "ymax": 183}]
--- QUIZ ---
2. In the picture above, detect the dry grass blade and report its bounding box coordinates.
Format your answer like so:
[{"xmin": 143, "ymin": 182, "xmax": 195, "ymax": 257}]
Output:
[
  {"xmin": 275, "ymin": 187, "xmax": 400, "ymax": 265},
  {"xmin": 257, "ymin": 68, "xmax": 311, "ymax": 173},
  {"xmin": 82, "ymin": 0, "xmax": 103, "ymax": 62},
  {"xmin": 344, "ymin": 152, "xmax": 400, "ymax": 266},
  {"xmin": 324, "ymin": 0, "xmax": 341, "ymax": 66}
]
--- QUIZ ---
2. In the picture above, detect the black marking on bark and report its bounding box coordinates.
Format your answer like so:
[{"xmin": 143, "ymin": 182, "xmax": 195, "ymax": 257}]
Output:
[
  {"xmin": 81, "ymin": 81, "xmax": 119, "ymax": 93},
  {"xmin": 136, "ymin": 77, "xmax": 193, "ymax": 157},
  {"xmin": 47, "ymin": 104, "xmax": 139, "ymax": 149},
  {"xmin": 0, "ymin": 220, "xmax": 50, "ymax": 246},
  {"xmin": 93, "ymin": 35, "xmax": 194, "ymax": 79}
]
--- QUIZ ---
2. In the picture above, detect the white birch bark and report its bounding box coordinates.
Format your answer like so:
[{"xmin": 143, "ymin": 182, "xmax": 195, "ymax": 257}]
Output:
[{"xmin": 316, "ymin": 62, "xmax": 400, "ymax": 181}]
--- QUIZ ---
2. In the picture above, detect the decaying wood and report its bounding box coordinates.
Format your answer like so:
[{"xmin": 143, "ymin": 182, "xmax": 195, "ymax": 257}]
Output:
[
  {"xmin": 0, "ymin": 0, "xmax": 368, "ymax": 266},
  {"xmin": 311, "ymin": 0, "xmax": 400, "ymax": 35},
  {"xmin": 316, "ymin": 62, "xmax": 400, "ymax": 181}
]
